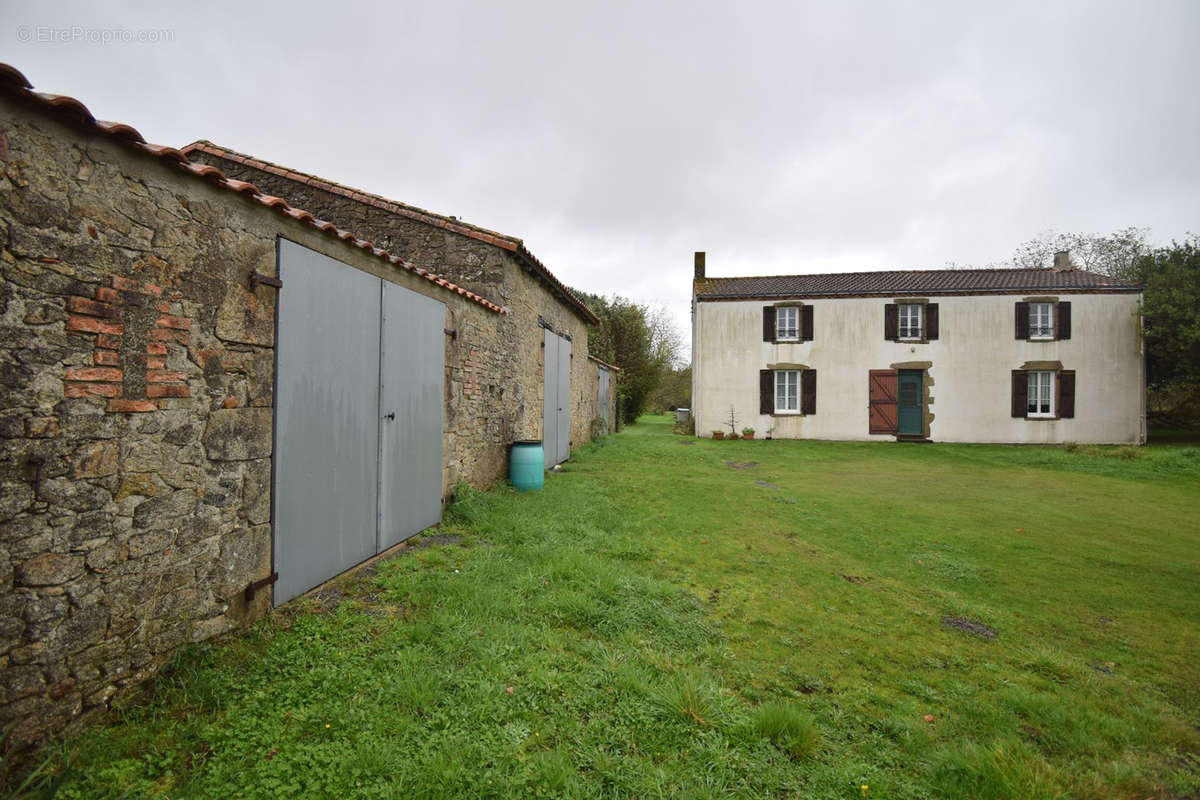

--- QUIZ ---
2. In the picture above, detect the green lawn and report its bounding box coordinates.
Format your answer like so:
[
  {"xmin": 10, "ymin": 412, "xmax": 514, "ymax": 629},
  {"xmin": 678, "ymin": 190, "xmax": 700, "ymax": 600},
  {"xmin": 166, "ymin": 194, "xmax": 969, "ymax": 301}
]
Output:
[{"xmin": 14, "ymin": 417, "xmax": 1200, "ymax": 799}]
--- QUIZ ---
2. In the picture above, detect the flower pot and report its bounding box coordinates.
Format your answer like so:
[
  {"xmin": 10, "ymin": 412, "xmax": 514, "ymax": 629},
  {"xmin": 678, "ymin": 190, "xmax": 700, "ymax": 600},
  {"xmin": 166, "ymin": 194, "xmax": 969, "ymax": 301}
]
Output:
[
  {"xmin": 742, "ymin": 432, "xmax": 755, "ymax": 440},
  {"xmin": 712, "ymin": 431, "xmax": 725, "ymax": 440}
]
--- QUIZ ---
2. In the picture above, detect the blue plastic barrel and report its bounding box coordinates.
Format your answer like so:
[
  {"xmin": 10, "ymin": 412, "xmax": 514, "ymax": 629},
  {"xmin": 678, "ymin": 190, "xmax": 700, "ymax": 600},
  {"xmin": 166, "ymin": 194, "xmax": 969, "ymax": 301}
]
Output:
[{"xmin": 509, "ymin": 441, "xmax": 544, "ymax": 491}]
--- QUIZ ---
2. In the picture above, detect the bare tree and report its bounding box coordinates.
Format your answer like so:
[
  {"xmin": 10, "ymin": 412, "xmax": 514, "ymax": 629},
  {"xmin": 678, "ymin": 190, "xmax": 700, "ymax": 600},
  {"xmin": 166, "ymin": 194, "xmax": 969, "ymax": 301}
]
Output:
[
  {"xmin": 1009, "ymin": 227, "xmax": 1149, "ymax": 280},
  {"xmin": 646, "ymin": 303, "xmax": 684, "ymax": 369}
]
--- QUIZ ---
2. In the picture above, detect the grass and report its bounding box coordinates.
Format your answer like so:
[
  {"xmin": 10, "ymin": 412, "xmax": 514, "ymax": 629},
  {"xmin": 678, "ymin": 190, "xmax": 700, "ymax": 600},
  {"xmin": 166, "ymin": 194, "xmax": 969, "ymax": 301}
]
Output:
[{"xmin": 10, "ymin": 416, "xmax": 1200, "ymax": 798}]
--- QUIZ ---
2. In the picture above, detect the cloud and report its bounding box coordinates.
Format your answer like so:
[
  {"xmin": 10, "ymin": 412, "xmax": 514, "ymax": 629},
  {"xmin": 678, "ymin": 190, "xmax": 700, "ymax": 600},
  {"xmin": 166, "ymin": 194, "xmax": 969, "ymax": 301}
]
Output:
[{"xmin": 5, "ymin": 0, "xmax": 1198, "ymax": 360}]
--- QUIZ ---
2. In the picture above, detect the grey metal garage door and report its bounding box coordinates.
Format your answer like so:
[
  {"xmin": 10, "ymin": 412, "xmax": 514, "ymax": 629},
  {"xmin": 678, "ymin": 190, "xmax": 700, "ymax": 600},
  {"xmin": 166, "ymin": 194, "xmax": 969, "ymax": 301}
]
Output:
[
  {"xmin": 378, "ymin": 282, "xmax": 444, "ymax": 550},
  {"xmin": 543, "ymin": 329, "xmax": 571, "ymax": 468},
  {"xmin": 598, "ymin": 367, "xmax": 610, "ymax": 429},
  {"xmin": 274, "ymin": 240, "xmax": 444, "ymax": 604}
]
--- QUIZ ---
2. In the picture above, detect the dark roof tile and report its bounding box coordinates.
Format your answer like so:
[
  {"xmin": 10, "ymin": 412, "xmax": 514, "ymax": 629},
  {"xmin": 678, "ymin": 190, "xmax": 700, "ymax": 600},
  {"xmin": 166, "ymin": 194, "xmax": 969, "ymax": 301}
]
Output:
[{"xmin": 695, "ymin": 267, "xmax": 1139, "ymax": 299}]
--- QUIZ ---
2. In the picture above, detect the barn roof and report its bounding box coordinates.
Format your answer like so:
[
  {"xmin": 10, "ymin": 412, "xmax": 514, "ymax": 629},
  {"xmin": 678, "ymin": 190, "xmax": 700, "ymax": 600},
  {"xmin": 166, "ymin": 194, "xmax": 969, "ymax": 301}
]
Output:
[
  {"xmin": 181, "ymin": 140, "xmax": 599, "ymax": 325},
  {"xmin": 0, "ymin": 63, "xmax": 505, "ymax": 314}
]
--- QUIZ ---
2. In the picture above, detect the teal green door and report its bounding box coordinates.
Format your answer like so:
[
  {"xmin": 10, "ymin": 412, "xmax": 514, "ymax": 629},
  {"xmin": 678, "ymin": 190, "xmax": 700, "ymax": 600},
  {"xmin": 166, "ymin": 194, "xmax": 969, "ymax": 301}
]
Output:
[{"xmin": 897, "ymin": 370, "xmax": 923, "ymax": 436}]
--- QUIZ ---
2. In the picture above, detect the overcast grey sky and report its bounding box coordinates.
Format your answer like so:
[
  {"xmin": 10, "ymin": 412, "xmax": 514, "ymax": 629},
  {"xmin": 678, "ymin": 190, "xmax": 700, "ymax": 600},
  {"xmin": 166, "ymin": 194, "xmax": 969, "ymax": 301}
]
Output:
[{"xmin": 5, "ymin": 0, "xmax": 1198, "ymax": 360}]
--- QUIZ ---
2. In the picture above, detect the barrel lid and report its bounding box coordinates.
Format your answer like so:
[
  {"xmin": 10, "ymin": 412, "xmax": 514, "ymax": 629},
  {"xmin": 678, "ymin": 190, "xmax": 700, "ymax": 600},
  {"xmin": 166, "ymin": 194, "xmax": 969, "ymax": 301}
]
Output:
[{"xmin": 512, "ymin": 439, "xmax": 543, "ymax": 446}]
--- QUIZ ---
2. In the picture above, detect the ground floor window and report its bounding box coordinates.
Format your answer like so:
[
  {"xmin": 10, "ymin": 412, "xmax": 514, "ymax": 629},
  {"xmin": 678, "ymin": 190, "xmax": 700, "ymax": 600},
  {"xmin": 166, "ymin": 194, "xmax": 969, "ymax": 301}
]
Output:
[
  {"xmin": 1027, "ymin": 370, "xmax": 1054, "ymax": 417},
  {"xmin": 775, "ymin": 370, "xmax": 799, "ymax": 412}
]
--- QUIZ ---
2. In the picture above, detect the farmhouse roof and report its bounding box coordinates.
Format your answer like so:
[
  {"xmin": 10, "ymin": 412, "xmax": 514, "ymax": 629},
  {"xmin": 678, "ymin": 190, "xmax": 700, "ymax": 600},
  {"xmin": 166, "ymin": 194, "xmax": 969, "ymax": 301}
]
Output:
[
  {"xmin": 694, "ymin": 267, "xmax": 1141, "ymax": 300},
  {"xmin": 180, "ymin": 140, "xmax": 599, "ymax": 325},
  {"xmin": 0, "ymin": 63, "xmax": 506, "ymax": 314}
]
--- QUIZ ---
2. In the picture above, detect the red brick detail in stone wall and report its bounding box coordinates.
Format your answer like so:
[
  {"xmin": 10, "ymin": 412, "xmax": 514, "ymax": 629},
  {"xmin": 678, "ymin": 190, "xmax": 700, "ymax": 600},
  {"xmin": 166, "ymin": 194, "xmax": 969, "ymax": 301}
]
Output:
[{"xmin": 64, "ymin": 275, "xmax": 194, "ymax": 413}]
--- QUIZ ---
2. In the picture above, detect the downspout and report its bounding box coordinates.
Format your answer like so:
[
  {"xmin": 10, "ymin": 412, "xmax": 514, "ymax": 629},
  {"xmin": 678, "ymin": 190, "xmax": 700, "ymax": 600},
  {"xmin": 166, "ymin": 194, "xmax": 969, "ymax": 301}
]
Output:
[
  {"xmin": 1139, "ymin": 291, "xmax": 1147, "ymax": 444},
  {"xmin": 692, "ymin": 251, "xmax": 705, "ymax": 435}
]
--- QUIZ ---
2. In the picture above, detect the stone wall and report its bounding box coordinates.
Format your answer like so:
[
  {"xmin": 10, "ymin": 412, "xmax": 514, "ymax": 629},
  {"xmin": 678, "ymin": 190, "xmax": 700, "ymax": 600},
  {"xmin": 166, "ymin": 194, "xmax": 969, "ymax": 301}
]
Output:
[
  {"xmin": 0, "ymin": 98, "xmax": 510, "ymax": 746},
  {"xmin": 588, "ymin": 359, "xmax": 618, "ymax": 435},
  {"xmin": 186, "ymin": 152, "xmax": 597, "ymax": 459}
]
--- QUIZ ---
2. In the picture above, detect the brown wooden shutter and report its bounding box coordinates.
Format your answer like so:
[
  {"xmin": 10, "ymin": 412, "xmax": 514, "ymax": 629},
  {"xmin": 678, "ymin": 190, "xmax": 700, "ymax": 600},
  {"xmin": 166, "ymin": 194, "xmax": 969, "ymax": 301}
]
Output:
[
  {"xmin": 868, "ymin": 369, "xmax": 898, "ymax": 434},
  {"xmin": 760, "ymin": 369, "xmax": 774, "ymax": 414},
  {"xmin": 763, "ymin": 307, "xmax": 776, "ymax": 343},
  {"xmin": 925, "ymin": 303, "xmax": 939, "ymax": 340},
  {"xmin": 1056, "ymin": 302, "xmax": 1071, "ymax": 340},
  {"xmin": 1011, "ymin": 370, "xmax": 1028, "ymax": 417},
  {"xmin": 884, "ymin": 304, "xmax": 898, "ymax": 341},
  {"xmin": 800, "ymin": 305, "xmax": 814, "ymax": 341},
  {"xmin": 1058, "ymin": 370, "xmax": 1075, "ymax": 418},
  {"xmin": 1015, "ymin": 302, "xmax": 1029, "ymax": 340},
  {"xmin": 801, "ymin": 370, "xmax": 816, "ymax": 415}
]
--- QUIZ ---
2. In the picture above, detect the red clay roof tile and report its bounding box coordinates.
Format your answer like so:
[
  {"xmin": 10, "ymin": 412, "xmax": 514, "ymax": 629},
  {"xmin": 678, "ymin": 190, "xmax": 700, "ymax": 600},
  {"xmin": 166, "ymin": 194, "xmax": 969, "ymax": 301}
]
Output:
[{"xmin": 0, "ymin": 63, "xmax": 505, "ymax": 316}]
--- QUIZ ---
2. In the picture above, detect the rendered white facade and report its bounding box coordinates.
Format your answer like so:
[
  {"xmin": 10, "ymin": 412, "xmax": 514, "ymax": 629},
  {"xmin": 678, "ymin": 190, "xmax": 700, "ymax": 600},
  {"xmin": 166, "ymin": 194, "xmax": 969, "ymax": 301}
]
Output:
[{"xmin": 692, "ymin": 290, "xmax": 1145, "ymax": 444}]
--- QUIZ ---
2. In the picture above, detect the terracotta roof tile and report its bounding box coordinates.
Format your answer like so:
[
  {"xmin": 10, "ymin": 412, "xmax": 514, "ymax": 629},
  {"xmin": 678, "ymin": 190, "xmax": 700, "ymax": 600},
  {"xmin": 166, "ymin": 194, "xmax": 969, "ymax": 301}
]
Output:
[
  {"xmin": 0, "ymin": 63, "xmax": 505, "ymax": 316},
  {"xmin": 695, "ymin": 267, "xmax": 1140, "ymax": 300},
  {"xmin": 180, "ymin": 140, "xmax": 599, "ymax": 325},
  {"xmin": 587, "ymin": 354, "xmax": 621, "ymax": 372}
]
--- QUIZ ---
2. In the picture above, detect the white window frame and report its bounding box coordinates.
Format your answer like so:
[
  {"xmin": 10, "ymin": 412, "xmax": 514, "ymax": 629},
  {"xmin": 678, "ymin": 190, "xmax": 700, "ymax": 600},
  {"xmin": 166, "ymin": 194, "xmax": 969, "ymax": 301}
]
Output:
[
  {"xmin": 776, "ymin": 306, "xmax": 799, "ymax": 341},
  {"xmin": 1029, "ymin": 302, "xmax": 1054, "ymax": 340},
  {"xmin": 898, "ymin": 303, "xmax": 922, "ymax": 340},
  {"xmin": 774, "ymin": 369, "xmax": 800, "ymax": 413},
  {"xmin": 1027, "ymin": 370, "xmax": 1055, "ymax": 418}
]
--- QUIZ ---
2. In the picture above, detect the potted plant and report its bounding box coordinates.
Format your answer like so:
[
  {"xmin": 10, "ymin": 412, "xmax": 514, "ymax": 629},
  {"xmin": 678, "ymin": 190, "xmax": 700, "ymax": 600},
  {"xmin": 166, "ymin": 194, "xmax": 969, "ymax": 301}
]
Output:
[
  {"xmin": 712, "ymin": 430, "xmax": 725, "ymax": 440},
  {"xmin": 729, "ymin": 432, "xmax": 740, "ymax": 440},
  {"xmin": 742, "ymin": 427, "xmax": 756, "ymax": 440}
]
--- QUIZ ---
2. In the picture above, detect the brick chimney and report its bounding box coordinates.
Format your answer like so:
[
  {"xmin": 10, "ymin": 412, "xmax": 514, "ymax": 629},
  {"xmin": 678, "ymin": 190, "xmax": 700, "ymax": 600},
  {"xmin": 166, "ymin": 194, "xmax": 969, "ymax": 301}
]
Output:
[
  {"xmin": 694, "ymin": 251, "xmax": 706, "ymax": 280},
  {"xmin": 1053, "ymin": 250, "xmax": 1072, "ymax": 271}
]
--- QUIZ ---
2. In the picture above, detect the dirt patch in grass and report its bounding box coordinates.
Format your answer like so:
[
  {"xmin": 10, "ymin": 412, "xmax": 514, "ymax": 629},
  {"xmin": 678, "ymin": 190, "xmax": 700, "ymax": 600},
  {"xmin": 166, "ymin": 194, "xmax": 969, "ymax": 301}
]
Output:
[
  {"xmin": 942, "ymin": 616, "xmax": 998, "ymax": 639},
  {"xmin": 754, "ymin": 480, "xmax": 779, "ymax": 489},
  {"xmin": 725, "ymin": 461, "xmax": 759, "ymax": 470},
  {"xmin": 310, "ymin": 586, "xmax": 343, "ymax": 612},
  {"xmin": 841, "ymin": 574, "xmax": 870, "ymax": 584},
  {"xmin": 407, "ymin": 534, "xmax": 463, "ymax": 550}
]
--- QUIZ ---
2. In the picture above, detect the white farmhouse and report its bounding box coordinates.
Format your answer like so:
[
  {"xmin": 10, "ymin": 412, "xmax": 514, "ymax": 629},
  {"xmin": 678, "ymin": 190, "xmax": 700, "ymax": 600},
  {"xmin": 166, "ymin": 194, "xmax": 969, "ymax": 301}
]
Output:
[{"xmin": 690, "ymin": 252, "xmax": 1144, "ymax": 444}]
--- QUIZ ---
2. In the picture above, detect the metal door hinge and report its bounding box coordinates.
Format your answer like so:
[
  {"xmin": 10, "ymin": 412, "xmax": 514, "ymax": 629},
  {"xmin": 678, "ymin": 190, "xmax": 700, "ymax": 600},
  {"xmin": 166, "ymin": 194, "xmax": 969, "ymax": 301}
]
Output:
[
  {"xmin": 249, "ymin": 272, "xmax": 283, "ymax": 291},
  {"xmin": 244, "ymin": 571, "xmax": 279, "ymax": 602}
]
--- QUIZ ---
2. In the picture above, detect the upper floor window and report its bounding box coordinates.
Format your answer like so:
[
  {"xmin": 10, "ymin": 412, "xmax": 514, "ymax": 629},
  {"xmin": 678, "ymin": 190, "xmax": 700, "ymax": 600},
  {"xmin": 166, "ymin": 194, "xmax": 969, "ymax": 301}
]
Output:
[
  {"xmin": 885, "ymin": 302, "xmax": 938, "ymax": 342},
  {"xmin": 1016, "ymin": 300, "xmax": 1070, "ymax": 341},
  {"xmin": 776, "ymin": 306, "xmax": 799, "ymax": 340},
  {"xmin": 898, "ymin": 304, "xmax": 922, "ymax": 340},
  {"xmin": 1029, "ymin": 302, "xmax": 1054, "ymax": 339},
  {"xmin": 763, "ymin": 305, "xmax": 812, "ymax": 343}
]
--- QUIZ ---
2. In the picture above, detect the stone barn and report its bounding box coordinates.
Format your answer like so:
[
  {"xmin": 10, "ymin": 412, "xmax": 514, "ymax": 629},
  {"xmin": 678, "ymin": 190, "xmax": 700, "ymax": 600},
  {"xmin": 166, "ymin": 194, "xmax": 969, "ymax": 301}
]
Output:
[
  {"xmin": 0, "ymin": 64, "xmax": 603, "ymax": 746},
  {"xmin": 180, "ymin": 141, "xmax": 601, "ymax": 471}
]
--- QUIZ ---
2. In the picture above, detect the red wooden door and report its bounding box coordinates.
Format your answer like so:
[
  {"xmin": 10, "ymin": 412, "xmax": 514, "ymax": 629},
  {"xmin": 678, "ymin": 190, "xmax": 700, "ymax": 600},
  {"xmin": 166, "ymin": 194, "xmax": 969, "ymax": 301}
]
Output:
[{"xmin": 868, "ymin": 369, "xmax": 898, "ymax": 435}]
